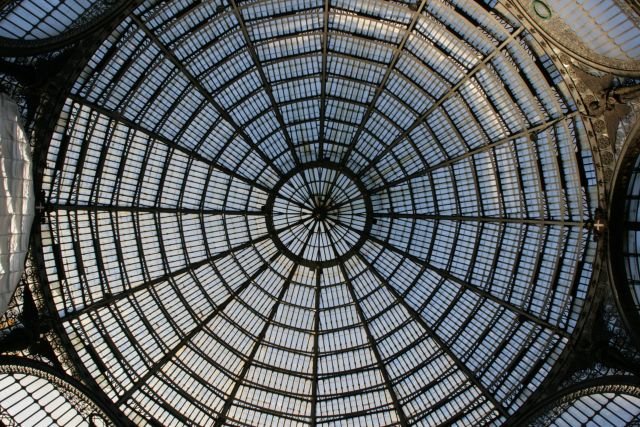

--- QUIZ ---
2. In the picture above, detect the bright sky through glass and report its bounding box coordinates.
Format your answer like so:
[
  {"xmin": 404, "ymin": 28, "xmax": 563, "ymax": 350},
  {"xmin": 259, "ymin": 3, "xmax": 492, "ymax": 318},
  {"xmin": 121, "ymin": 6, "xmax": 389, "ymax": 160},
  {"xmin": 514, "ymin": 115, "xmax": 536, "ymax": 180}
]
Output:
[{"xmin": 29, "ymin": 0, "xmax": 599, "ymax": 425}]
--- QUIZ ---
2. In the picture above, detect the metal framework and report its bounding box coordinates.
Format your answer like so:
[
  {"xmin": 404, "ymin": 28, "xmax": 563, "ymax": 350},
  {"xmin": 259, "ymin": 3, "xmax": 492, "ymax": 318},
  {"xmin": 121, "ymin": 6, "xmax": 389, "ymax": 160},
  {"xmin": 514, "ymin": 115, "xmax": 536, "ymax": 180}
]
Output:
[
  {"xmin": 0, "ymin": 355, "xmax": 127, "ymax": 426},
  {"xmin": 517, "ymin": 376, "xmax": 640, "ymax": 426},
  {"xmin": 0, "ymin": 0, "xmax": 611, "ymax": 425},
  {"xmin": 509, "ymin": 0, "xmax": 640, "ymax": 76},
  {"xmin": 617, "ymin": 155, "xmax": 640, "ymax": 340},
  {"xmin": 609, "ymin": 117, "xmax": 640, "ymax": 347},
  {"xmin": 0, "ymin": 0, "xmax": 136, "ymax": 56}
]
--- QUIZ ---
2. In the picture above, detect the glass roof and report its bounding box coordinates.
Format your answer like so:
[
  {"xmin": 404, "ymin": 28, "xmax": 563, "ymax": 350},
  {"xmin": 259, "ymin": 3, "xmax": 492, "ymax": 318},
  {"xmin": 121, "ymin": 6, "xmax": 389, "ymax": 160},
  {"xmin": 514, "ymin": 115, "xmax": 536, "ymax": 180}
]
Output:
[
  {"xmin": 528, "ymin": 382, "xmax": 640, "ymax": 427},
  {"xmin": 0, "ymin": 0, "xmax": 99, "ymax": 40},
  {"xmin": 35, "ymin": 0, "xmax": 597, "ymax": 425},
  {"xmin": 547, "ymin": 392, "xmax": 640, "ymax": 426},
  {"xmin": 625, "ymin": 155, "xmax": 640, "ymax": 312},
  {"xmin": 533, "ymin": 0, "xmax": 640, "ymax": 61},
  {"xmin": 0, "ymin": 357, "xmax": 115, "ymax": 426}
]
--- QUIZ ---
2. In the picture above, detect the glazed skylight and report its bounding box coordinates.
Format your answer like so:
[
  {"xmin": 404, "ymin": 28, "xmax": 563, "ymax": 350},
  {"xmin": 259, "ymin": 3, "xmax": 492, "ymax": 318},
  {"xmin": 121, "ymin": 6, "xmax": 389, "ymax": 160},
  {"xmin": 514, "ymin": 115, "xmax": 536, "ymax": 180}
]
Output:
[
  {"xmin": 0, "ymin": 0, "xmax": 96, "ymax": 39},
  {"xmin": 37, "ymin": 0, "xmax": 597, "ymax": 425}
]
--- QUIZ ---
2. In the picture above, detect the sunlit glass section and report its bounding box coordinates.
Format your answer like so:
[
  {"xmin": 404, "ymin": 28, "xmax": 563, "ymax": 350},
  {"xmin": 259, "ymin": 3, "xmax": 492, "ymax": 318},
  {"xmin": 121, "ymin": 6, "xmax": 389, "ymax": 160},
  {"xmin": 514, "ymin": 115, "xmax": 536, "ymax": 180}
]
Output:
[
  {"xmin": 35, "ymin": 0, "xmax": 597, "ymax": 425},
  {"xmin": 529, "ymin": 383, "xmax": 640, "ymax": 426},
  {"xmin": 0, "ymin": 0, "xmax": 107, "ymax": 40},
  {"xmin": 0, "ymin": 357, "xmax": 118, "ymax": 426}
]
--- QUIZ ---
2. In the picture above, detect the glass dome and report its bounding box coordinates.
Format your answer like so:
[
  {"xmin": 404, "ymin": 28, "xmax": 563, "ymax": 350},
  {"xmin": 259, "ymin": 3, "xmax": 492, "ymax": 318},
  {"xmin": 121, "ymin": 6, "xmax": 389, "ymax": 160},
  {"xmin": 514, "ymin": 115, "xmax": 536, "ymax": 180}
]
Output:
[
  {"xmin": 0, "ymin": 0, "xmax": 98, "ymax": 40},
  {"xmin": 34, "ymin": 0, "xmax": 597, "ymax": 425},
  {"xmin": 524, "ymin": 379, "xmax": 640, "ymax": 426},
  {"xmin": 0, "ymin": 356, "xmax": 119, "ymax": 426},
  {"xmin": 624, "ymin": 155, "xmax": 640, "ymax": 314},
  {"xmin": 0, "ymin": 0, "xmax": 133, "ymax": 55},
  {"xmin": 511, "ymin": 0, "xmax": 640, "ymax": 74}
]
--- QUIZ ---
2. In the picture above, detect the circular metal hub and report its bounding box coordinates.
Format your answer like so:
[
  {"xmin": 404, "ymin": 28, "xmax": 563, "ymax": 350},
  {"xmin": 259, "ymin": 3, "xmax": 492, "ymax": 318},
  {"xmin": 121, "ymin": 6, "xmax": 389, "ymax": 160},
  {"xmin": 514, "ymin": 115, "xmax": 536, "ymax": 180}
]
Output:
[{"xmin": 265, "ymin": 161, "xmax": 373, "ymax": 268}]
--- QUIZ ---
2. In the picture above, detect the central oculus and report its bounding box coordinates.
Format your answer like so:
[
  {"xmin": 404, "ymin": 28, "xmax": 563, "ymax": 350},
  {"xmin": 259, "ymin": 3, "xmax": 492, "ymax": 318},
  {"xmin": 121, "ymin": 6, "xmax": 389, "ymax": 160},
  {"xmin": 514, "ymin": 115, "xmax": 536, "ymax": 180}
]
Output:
[{"xmin": 265, "ymin": 161, "xmax": 373, "ymax": 268}]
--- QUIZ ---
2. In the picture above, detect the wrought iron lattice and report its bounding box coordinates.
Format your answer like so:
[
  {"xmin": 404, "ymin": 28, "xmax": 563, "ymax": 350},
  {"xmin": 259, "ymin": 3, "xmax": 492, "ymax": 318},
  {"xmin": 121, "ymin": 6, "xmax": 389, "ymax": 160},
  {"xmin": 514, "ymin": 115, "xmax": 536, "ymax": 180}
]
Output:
[
  {"xmin": 527, "ymin": 379, "xmax": 640, "ymax": 427},
  {"xmin": 6, "ymin": 0, "xmax": 606, "ymax": 425},
  {"xmin": 0, "ymin": 0, "xmax": 138, "ymax": 55},
  {"xmin": 624, "ymin": 154, "xmax": 640, "ymax": 317},
  {"xmin": 0, "ymin": 0, "xmax": 109, "ymax": 40},
  {"xmin": 0, "ymin": 356, "xmax": 121, "ymax": 426},
  {"xmin": 603, "ymin": 293, "xmax": 640, "ymax": 365}
]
